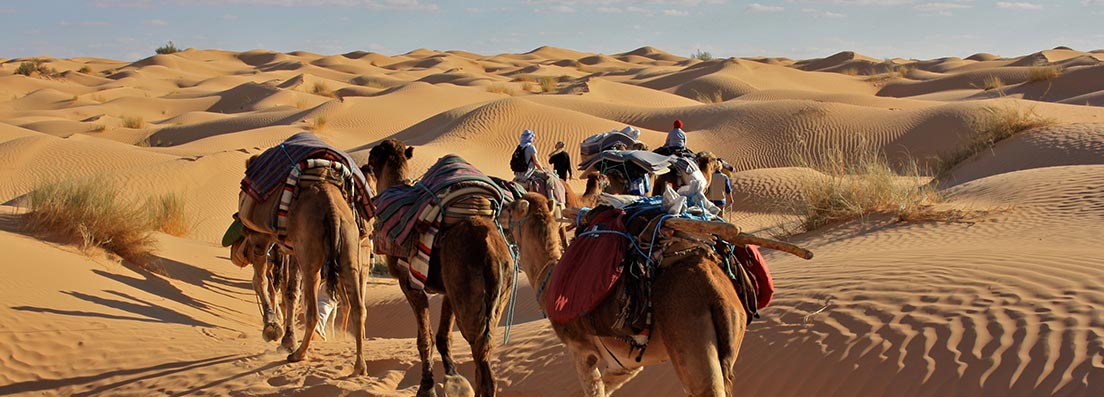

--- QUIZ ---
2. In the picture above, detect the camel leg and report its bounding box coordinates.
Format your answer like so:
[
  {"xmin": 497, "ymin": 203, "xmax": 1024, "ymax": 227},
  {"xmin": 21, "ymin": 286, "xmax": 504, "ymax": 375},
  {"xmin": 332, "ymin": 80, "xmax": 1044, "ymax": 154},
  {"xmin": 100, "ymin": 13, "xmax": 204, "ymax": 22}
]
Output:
[
  {"xmin": 569, "ymin": 348, "xmax": 605, "ymax": 397},
  {"xmin": 252, "ymin": 259, "xmax": 281, "ymax": 343},
  {"xmin": 437, "ymin": 298, "xmax": 476, "ymax": 397},
  {"xmin": 341, "ymin": 255, "xmax": 367, "ymax": 376},
  {"xmin": 280, "ymin": 256, "xmax": 300, "ymax": 351},
  {"xmin": 601, "ymin": 365, "xmax": 643, "ymax": 396},
  {"xmin": 288, "ymin": 269, "xmax": 320, "ymax": 363},
  {"xmin": 396, "ymin": 261, "xmax": 438, "ymax": 397}
]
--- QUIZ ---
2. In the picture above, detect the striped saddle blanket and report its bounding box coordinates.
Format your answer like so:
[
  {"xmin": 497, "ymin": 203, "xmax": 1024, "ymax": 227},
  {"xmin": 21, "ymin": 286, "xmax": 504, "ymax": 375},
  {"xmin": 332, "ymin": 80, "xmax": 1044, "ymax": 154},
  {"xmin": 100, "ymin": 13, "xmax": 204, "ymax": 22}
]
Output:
[
  {"xmin": 372, "ymin": 154, "xmax": 507, "ymax": 289},
  {"xmin": 239, "ymin": 132, "xmax": 374, "ymax": 243}
]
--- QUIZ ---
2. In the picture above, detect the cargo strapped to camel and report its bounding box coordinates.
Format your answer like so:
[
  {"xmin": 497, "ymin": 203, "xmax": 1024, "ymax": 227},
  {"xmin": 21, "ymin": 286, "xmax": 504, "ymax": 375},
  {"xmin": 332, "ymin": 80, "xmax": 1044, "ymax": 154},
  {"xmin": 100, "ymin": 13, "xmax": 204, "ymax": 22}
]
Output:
[
  {"xmin": 236, "ymin": 132, "xmax": 374, "ymax": 246},
  {"xmin": 372, "ymin": 154, "xmax": 509, "ymax": 290},
  {"xmin": 552, "ymin": 196, "xmax": 812, "ymax": 362}
]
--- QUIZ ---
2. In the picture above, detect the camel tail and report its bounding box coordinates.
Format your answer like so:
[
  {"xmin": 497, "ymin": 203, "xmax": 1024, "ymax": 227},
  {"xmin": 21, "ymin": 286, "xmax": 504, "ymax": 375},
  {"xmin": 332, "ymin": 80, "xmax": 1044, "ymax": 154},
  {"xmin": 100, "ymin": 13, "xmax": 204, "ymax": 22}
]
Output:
[
  {"xmin": 322, "ymin": 206, "xmax": 341, "ymax": 297},
  {"xmin": 711, "ymin": 303, "xmax": 741, "ymax": 394}
]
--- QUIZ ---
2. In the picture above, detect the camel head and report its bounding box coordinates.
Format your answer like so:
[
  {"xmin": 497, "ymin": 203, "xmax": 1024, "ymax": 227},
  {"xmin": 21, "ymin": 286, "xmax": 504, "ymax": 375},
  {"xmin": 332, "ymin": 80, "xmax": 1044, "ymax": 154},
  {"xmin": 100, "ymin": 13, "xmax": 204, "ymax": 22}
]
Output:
[
  {"xmin": 602, "ymin": 169, "xmax": 630, "ymax": 195},
  {"xmin": 230, "ymin": 227, "xmax": 273, "ymax": 268},
  {"xmin": 502, "ymin": 193, "xmax": 562, "ymax": 274},
  {"xmin": 366, "ymin": 139, "xmax": 414, "ymax": 190},
  {"xmin": 584, "ymin": 171, "xmax": 610, "ymax": 194}
]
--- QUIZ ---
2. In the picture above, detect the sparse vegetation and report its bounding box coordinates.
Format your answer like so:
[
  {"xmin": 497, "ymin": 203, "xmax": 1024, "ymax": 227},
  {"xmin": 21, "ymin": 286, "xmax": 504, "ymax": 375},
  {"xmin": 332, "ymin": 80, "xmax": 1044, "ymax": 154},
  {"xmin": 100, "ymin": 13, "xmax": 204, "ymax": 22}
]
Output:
[
  {"xmin": 982, "ymin": 75, "xmax": 1004, "ymax": 91},
  {"xmin": 486, "ymin": 84, "xmax": 516, "ymax": 95},
  {"xmin": 308, "ymin": 116, "xmax": 327, "ymax": 131},
  {"xmin": 77, "ymin": 66, "xmax": 92, "ymax": 74},
  {"xmin": 26, "ymin": 179, "xmax": 159, "ymax": 265},
  {"xmin": 88, "ymin": 124, "xmax": 107, "ymax": 133},
  {"xmin": 787, "ymin": 142, "xmax": 945, "ymax": 233},
  {"xmin": 155, "ymin": 41, "xmax": 180, "ymax": 55},
  {"xmin": 311, "ymin": 82, "xmax": 334, "ymax": 97},
  {"xmin": 511, "ymin": 74, "xmax": 537, "ymax": 83},
  {"xmin": 146, "ymin": 193, "xmax": 191, "ymax": 237},
  {"xmin": 122, "ymin": 115, "xmax": 144, "ymax": 129},
  {"xmin": 1026, "ymin": 65, "xmax": 1061, "ymax": 83},
  {"xmin": 91, "ymin": 94, "xmax": 108, "ymax": 103},
  {"xmin": 691, "ymin": 49, "xmax": 714, "ymax": 61},
  {"xmin": 839, "ymin": 67, "xmax": 859, "ymax": 76},
  {"xmin": 694, "ymin": 90, "xmax": 724, "ymax": 104},
  {"xmin": 936, "ymin": 105, "xmax": 1056, "ymax": 177},
  {"xmin": 538, "ymin": 76, "xmax": 557, "ymax": 93},
  {"xmin": 15, "ymin": 59, "xmax": 56, "ymax": 78},
  {"xmin": 521, "ymin": 81, "xmax": 536, "ymax": 92}
]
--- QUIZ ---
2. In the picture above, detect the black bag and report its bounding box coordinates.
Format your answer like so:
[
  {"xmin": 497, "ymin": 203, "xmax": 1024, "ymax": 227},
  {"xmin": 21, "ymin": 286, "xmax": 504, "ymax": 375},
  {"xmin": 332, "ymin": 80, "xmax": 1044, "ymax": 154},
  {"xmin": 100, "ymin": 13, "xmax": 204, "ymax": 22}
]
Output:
[{"xmin": 510, "ymin": 145, "xmax": 528, "ymax": 172}]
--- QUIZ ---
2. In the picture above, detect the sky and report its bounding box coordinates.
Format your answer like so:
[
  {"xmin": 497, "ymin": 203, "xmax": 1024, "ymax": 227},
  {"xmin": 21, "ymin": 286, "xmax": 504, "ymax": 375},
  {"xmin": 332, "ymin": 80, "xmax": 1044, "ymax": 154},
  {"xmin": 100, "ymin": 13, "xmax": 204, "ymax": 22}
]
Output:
[{"xmin": 1, "ymin": 1, "xmax": 1101, "ymax": 62}]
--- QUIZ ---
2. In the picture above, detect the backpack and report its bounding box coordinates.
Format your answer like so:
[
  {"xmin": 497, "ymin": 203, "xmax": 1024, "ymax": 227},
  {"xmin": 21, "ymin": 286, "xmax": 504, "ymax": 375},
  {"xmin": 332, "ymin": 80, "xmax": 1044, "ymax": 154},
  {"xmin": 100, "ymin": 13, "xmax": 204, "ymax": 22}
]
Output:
[{"xmin": 510, "ymin": 145, "xmax": 528, "ymax": 172}]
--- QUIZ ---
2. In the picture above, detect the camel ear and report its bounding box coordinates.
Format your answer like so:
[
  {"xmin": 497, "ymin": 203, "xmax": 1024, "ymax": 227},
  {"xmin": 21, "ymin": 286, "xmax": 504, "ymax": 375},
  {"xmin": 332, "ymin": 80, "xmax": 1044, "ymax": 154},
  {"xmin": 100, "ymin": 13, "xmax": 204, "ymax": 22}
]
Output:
[
  {"xmin": 516, "ymin": 199, "xmax": 530, "ymax": 216},
  {"xmin": 359, "ymin": 164, "xmax": 373, "ymax": 177},
  {"xmin": 404, "ymin": 146, "xmax": 414, "ymax": 159}
]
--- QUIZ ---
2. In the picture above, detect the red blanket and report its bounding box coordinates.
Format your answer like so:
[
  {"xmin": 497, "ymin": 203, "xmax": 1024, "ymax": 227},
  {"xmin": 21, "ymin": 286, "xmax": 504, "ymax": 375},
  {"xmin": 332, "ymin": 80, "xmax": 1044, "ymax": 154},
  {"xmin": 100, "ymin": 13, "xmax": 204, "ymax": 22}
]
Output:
[
  {"xmin": 735, "ymin": 244, "xmax": 774, "ymax": 309},
  {"xmin": 544, "ymin": 208, "xmax": 628, "ymax": 323}
]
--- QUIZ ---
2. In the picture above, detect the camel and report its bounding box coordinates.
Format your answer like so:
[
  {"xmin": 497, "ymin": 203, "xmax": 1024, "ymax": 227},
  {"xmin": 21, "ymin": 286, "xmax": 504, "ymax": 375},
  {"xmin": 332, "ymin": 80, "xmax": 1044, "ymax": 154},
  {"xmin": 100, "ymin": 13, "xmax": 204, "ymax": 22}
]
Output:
[
  {"xmin": 503, "ymin": 193, "xmax": 751, "ymax": 396},
  {"xmin": 230, "ymin": 230, "xmax": 299, "ymax": 351},
  {"xmin": 236, "ymin": 160, "xmax": 370, "ymax": 375},
  {"xmin": 564, "ymin": 172, "xmax": 609, "ymax": 209},
  {"xmin": 366, "ymin": 139, "xmax": 515, "ymax": 397},
  {"xmin": 651, "ymin": 152, "xmax": 718, "ymax": 197}
]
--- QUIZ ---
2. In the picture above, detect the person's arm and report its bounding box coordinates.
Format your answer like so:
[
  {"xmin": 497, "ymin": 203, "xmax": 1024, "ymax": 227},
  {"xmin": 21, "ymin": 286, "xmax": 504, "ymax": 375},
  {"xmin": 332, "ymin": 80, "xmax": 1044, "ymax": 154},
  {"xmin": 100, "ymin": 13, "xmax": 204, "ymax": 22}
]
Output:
[{"xmin": 567, "ymin": 154, "xmax": 574, "ymax": 179}]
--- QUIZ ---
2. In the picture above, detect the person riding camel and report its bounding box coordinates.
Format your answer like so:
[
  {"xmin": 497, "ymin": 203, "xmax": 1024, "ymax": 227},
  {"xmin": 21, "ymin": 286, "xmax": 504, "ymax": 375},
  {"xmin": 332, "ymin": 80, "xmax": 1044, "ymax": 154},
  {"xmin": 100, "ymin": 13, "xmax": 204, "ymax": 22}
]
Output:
[
  {"xmin": 511, "ymin": 129, "xmax": 540, "ymax": 182},
  {"xmin": 656, "ymin": 119, "xmax": 693, "ymax": 157}
]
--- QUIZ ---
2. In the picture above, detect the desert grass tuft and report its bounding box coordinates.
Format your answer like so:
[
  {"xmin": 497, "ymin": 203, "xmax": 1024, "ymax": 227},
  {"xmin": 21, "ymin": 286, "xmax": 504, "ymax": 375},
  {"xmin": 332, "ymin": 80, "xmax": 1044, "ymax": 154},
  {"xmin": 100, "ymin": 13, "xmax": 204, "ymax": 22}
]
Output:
[
  {"xmin": 788, "ymin": 143, "xmax": 943, "ymax": 233},
  {"xmin": 982, "ymin": 75, "xmax": 1004, "ymax": 91},
  {"xmin": 146, "ymin": 193, "xmax": 192, "ymax": 237},
  {"xmin": 26, "ymin": 179, "xmax": 158, "ymax": 265},
  {"xmin": 486, "ymin": 84, "xmax": 516, "ymax": 95},
  {"xmin": 1026, "ymin": 65, "xmax": 1061, "ymax": 83},
  {"xmin": 936, "ymin": 105, "xmax": 1056, "ymax": 177},
  {"xmin": 311, "ymin": 82, "xmax": 335, "ymax": 97},
  {"xmin": 121, "ymin": 115, "xmax": 144, "ymax": 129},
  {"xmin": 694, "ymin": 90, "xmax": 724, "ymax": 103}
]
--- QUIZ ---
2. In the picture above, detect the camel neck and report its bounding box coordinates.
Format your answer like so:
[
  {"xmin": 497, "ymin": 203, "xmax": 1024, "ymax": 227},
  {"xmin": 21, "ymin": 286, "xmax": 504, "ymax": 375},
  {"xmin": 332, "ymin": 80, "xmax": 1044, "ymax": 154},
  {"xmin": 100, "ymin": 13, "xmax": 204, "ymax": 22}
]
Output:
[{"xmin": 377, "ymin": 164, "xmax": 408, "ymax": 191}]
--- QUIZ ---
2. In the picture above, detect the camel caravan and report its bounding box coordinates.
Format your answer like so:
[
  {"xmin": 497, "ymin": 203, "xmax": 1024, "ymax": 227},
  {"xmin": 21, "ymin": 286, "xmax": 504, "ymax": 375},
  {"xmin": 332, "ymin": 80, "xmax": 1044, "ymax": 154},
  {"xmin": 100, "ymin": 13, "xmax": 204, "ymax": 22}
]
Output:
[{"xmin": 221, "ymin": 127, "xmax": 813, "ymax": 396}]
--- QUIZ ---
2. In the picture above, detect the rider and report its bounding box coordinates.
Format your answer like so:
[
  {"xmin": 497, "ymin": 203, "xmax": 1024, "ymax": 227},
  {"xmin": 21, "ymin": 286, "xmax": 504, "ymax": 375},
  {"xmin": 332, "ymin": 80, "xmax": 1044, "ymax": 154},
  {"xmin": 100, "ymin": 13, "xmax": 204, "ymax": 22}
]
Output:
[
  {"xmin": 512, "ymin": 129, "xmax": 539, "ymax": 182},
  {"xmin": 656, "ymin": 119, "xmax": 692, "ymax": 157}
]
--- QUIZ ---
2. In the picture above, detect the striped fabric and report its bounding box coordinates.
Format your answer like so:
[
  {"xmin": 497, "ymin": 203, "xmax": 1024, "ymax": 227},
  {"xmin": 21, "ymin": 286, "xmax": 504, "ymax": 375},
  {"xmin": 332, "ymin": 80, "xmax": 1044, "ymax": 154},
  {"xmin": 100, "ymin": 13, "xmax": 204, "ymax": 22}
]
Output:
[
  {"xmin": 372, "ymin": 154, "xmax": 507, "ymax": 289},
  {"xmin": 241, "ymin": 132, "xmax": 375, "ymax": 239}
]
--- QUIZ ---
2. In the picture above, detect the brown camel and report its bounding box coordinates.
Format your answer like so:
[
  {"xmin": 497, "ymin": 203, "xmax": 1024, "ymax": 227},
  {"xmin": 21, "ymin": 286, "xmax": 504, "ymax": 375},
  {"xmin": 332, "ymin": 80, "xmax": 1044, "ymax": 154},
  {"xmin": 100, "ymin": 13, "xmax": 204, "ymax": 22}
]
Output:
[
  {"xmin": 650, "ymin": 152, "xmax": 718, "ymax": 196},
  {"xmin": 503, "ymin": 193, "xmax": 748, "ymax": 396},
  {"xmin": 564, "ymin": 172, "xmax": 609, "ymax": 209},
  {"xmin": 284, "ymin": 179, "xmax": 368, "ymax": 375},
  {"xmin": 366, "ymin": 139, "xmax": 515, "ymax": 397},
  {"xmin": 230, "ymin": 231, "xmax": 300, "ymax": 351},
  {"xmin": 234, "ymin": 166, "xmax": 369, "ymax": 375}
]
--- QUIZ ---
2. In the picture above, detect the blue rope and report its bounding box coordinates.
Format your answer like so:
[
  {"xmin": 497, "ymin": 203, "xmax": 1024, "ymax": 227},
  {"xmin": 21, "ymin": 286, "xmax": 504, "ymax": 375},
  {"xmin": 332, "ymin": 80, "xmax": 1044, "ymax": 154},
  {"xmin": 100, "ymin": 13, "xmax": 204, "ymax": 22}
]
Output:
[
  {"xmin": 492, "ymin": 200, "xmax": 521, "ymax": 345},
  {"xmin": 277, "ymin": 143, "xmax": 302, "ymax": 173}
]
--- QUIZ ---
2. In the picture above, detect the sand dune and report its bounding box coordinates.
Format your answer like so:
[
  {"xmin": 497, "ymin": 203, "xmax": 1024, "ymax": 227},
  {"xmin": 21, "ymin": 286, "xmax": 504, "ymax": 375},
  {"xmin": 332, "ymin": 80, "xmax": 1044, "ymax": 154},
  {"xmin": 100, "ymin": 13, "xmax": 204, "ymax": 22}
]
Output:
[{"xmin": 1, "ymin": 46, "xmax": 1103, "ymax": 396}]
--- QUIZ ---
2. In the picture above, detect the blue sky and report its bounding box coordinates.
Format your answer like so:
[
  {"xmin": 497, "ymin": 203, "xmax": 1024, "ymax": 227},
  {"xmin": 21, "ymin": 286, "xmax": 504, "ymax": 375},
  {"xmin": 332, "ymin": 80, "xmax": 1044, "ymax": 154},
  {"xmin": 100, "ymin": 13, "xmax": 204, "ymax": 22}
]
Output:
[{"xmin": 2, "ymin": 1, "xmax": 1101, "ymax": 61}]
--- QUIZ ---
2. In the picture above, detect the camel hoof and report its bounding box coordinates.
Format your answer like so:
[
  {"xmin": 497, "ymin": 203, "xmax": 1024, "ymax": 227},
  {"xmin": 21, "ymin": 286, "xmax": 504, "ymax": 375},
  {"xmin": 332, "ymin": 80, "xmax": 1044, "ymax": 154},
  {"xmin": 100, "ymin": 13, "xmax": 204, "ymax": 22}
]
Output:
[
  {"xmin": 287, "ymin": 352, "xmax": 306, "ymax": 363},
  {"xmin": 352, "ymin": 360, "xmax": 367, "ymax": 377},
  {"xmin": 443, "ymin": 374, "xmax": 474, "ymax": 397},
  {"xmin": 263, "ymin": 323, "xmax": 282, "ymax": 342},
  {"xmin": 416, "ymin": 384, "xmax": 439, "ymax": 397},
  {"xmin": 280, "ymin": 335, "xmax": 296, "ymax": 352}
]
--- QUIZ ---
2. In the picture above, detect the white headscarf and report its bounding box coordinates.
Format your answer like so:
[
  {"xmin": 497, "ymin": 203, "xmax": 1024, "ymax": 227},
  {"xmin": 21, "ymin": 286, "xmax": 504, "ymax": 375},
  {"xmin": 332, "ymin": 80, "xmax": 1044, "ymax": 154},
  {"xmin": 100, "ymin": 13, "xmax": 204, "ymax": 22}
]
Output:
[{"xmin": 520, "ymin": 129, "xmax": 535, "ymax": 146}]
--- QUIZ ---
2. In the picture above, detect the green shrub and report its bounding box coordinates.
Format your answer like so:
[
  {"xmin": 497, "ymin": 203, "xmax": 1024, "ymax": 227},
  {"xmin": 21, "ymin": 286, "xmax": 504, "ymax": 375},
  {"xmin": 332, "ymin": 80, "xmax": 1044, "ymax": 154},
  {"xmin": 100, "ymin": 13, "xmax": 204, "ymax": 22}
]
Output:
[{"xmin": 155, "ymin": 41, "xmax": 180, "ymax": 55}]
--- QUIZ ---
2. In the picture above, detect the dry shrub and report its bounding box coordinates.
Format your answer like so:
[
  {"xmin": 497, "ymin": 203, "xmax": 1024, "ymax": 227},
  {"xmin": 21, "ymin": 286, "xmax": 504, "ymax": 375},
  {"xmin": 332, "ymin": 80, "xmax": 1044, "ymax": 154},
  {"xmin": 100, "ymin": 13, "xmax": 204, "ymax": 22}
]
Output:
[
  {"xmin": 15, "ymin": 59, "xmax": 57, "ymax": 78},
  {"xmin": 27, "ymin": 179, "xmax": 157, "ymax": 265},
  {"xmin": 790, "ymin": 143, "xmax": 942, "ymax": 232},
  {"xmin": 982, "ymin": 75, "xmax": 1004, "ymax": 91},
  {"xmin": 1026, "ymin": 65, "xmax": 1061, "ymax": 83},
  {"xmin": 486, "ymin": 84, "xmax": 516, "ymax": 95},
  {"xmin": 122, "ymin": 115, "xmax": 144, "ymax": 129},
  {"xmin": 936, "ymin": 105, "xmax": 1056, "ymax": 177},
  {"xmin": 147, "ymin": 193, "xmax": 191, "ymax": 237},
  {"xmin": 538, "ymin": 76, "xmax": 557, "ymax": 93},
  {"xmin": 839, "ymin": 67, "xmax": 859, "ymax": 76},
  {"xmin": 311, "ymin": 82, "xmax": 334, "ymax": 97},
  {"xmin": 77, "ymin": 66, "xmax": 92, "ymax": 74},
  {"xmin": 694, "ymin": 90, "xmax": 724, "ymax": 104},
  {"xmin": 511, "ymin": 74, "xmax": 537, "ymax": 83}
]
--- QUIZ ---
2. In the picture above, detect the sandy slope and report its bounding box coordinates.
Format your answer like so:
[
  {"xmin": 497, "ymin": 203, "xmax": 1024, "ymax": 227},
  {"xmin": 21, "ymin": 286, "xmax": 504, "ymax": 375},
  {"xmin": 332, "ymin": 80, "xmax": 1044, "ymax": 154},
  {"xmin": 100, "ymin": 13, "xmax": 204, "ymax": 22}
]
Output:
[{"xmin": 1, "ymin": 46, "xmax": 1102, "ymax": 396}]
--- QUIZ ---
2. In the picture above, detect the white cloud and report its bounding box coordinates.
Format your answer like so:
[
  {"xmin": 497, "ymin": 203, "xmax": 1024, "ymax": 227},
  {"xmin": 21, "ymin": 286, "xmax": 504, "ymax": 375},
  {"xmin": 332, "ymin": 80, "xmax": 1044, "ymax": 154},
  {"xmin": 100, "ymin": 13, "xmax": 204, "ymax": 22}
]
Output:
[
  {"xmin": 746, "ymin": 3, "xmax": 784, "ymax": 12},
  {"xmin": 537, "ymin": 4, "xmax": 576, "ymax": 12},
  {"xmin": 663, "ymin": 8, "xmax": 689, "ymax": 15},
  {"xmin": 996, "ymin": 2, "xmax": 1043, "ymax": 10},
  {"xmin": 59, "ymin": 20, "xmax": 113, "ymax": 27},
  {"xmin": 801, "ymin": 7, "xmax": 847, "ymax": 17},
  {"xmin": 144, "ymin": 19, "xmax": 169, "ymax": 26},
  {"xmin": 913, "ymin": 2, "xmax": 969, "ymax": 15}
]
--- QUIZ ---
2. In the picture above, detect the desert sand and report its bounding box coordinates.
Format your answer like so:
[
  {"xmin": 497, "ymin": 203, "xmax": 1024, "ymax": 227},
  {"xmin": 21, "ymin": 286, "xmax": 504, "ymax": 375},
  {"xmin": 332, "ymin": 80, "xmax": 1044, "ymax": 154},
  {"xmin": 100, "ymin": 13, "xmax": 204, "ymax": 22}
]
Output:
[{"xmin": 1, "ymin": 45, "xmax": 1102, "ymax": 396}]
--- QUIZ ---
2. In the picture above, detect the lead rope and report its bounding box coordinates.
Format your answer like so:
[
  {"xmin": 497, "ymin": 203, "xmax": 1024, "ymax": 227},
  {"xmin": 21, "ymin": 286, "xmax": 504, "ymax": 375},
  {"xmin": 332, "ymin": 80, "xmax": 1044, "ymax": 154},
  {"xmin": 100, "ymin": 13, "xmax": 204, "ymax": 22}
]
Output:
[{"xmin": 493, "ymin": 201, "xmax": 521, "ymax": 345}]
